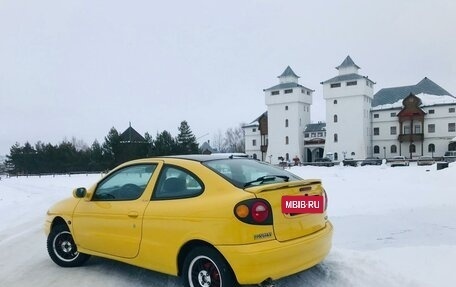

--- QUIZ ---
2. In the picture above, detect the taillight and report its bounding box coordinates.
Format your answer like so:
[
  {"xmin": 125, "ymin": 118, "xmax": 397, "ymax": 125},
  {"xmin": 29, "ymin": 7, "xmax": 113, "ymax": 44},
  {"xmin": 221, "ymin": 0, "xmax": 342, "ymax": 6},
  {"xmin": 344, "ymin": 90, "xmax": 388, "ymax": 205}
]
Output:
[
  {"xmin": 252, "ymin": 201, "xmax": 269, "ymax": 223},
  {"xmin": 234, "ymin": 199, "xmax": 273, "ymax": 225}
]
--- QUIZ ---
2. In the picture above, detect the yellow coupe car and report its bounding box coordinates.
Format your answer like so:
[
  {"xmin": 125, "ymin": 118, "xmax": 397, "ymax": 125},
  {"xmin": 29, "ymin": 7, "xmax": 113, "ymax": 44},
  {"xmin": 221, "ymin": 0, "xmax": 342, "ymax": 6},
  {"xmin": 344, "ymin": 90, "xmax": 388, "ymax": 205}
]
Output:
[{"xmin": 45, "ymin": 155, "xmax": 333, "ymax": 286}]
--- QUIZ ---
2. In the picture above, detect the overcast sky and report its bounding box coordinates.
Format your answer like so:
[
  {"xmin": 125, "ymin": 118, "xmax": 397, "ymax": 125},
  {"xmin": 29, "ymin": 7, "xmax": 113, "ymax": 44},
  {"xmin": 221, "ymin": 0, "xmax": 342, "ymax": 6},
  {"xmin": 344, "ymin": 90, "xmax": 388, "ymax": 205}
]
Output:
[{"xmin": 1, "ymin": 0, "xmax": 455, "ymax": 156}]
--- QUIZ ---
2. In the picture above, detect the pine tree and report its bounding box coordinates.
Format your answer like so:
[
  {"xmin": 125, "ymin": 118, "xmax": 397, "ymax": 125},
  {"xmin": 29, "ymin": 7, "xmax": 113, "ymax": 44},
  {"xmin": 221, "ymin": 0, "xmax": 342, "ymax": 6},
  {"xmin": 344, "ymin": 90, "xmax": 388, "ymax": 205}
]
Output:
[
  {"xmin": 102, "ymin": 127, "xmax": 121, "ymax": 167},
  {"xmin": 153, "ymin": 130, "xmax": 177, "ymax": 156},
  {"xmin": 176, "ymin": 121, "xmax": 199, "ymax": 154}
]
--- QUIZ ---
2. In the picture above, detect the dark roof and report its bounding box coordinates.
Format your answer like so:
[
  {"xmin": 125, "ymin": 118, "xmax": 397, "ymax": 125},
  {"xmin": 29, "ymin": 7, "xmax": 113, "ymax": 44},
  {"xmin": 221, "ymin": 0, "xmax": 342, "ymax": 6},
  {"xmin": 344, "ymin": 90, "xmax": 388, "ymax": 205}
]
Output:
[
  {"xmin": 321, "ymin": 73, "xmax": 372, "ymax": 85},
  {"xmin": 120, "ymin": 126, "xmax": 146, "ymax": 143},
  {"xmin": 372, "ymin": 77, "xmax": 454, "ymax": 107},
  {"xmin": 304, "ymin": 122, "xmax": 326, "ymax": 132},
  {"xmin": 278, "ymin": 66, "xmax": 299, "ymax": 78},
  {"xmin": 264, "ymin": 82, "xmax": 313, "ymax": 92},
  {"xmin": 243, "ymin": 111, "xmax": 267, "ymax": 127},
  {"xmin": 336, "ymin": 55, "xmax": 360, "ymax": 70}
]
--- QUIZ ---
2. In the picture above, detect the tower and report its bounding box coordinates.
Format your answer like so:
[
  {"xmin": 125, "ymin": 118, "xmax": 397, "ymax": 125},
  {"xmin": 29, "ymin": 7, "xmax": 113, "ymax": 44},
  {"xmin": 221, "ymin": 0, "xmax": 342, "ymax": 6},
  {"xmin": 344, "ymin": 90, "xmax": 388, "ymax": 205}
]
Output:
[
  {"xmin": 321, "ymin": 56, "xmax": 375, "ymax": 160},
  {"xmin": 264, "ymin": 66, "xmax": 313, "ymax": 164}
]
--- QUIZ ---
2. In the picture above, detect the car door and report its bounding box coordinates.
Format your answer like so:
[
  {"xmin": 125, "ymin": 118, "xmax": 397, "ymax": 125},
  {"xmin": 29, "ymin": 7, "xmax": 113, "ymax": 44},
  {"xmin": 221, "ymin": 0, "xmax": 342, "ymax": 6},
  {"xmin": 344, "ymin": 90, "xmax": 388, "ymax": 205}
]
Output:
[{"xmin": 72, "ymin": 163, "xmax": 159, "ymax": 258}]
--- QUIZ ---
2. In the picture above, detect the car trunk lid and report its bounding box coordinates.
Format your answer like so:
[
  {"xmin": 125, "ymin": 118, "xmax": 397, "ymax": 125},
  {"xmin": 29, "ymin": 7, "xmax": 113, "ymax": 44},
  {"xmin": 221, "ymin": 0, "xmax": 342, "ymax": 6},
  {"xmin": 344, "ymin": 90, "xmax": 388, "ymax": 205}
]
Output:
[{"xmin": 244, "ymin": 179, "xmax": 328, "ymax": 242}]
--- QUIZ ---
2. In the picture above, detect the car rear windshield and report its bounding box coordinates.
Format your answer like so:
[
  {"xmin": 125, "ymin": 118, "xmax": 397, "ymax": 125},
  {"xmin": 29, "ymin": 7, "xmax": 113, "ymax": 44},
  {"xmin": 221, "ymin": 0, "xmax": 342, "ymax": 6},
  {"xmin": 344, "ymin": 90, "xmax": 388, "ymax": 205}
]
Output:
[{"xmin": 203, "ymin": 159, "xmax": 301, "ymax": 188}]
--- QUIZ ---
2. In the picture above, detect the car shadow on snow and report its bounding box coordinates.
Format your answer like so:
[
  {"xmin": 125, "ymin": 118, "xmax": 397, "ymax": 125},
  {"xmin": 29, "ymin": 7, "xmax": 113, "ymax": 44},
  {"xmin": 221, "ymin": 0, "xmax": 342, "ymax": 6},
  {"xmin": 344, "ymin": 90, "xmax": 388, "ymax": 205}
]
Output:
[
  {"xmin": 67, "ymin": 250, "xmax": 411, "ymax": 287},
  {"xmin": 80, "ymin": 257, "xmax": 182, "ymax": 287},
  {"xmin": 78, "ymin": 254, "xmax": 346, "ymax": 287},
  {"xmin": 79, "ymin": 254, "xmax": 342, "ymax": 287}
]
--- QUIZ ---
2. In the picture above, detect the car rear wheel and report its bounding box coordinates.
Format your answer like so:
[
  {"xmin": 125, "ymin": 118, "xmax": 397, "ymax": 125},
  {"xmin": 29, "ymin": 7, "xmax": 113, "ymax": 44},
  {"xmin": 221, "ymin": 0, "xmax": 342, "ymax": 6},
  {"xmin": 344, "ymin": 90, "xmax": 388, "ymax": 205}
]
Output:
[
  {"xmin": 182, "ymin": 246, "xmax": 237, "ymax": 287},
  {"xmin": 47, "ymin": 224, "xmax": 90, "ymax": 267}
]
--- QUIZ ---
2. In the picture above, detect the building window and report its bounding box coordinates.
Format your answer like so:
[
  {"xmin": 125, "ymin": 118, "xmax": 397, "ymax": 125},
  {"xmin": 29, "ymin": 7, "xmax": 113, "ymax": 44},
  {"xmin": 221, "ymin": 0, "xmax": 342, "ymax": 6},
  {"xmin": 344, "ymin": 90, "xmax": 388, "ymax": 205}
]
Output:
[
  {"xmin": 390, "ymin": 126, "xmax": 397, "ymax": 135},
  {"xmin": 449, "ymin": 123, "xmax": 456, "ymax": 132},
  {"xmin": 285, "ymin": 105, "xmax": 288, "ymax": 110},
  {"xmin": 409, "ymin": 144, "xmax": 416, "ymax": 153},
  {"xmin": 374, "ymin": 127, "xmax": 379, "ymax": 136},
  {"xmin": 404, "ymin": 126, "xmax": 411, "ymax": 134},
  {"xmin": 285, "ymin": 136, "xmax": 289, "ymax": 145},
  {"xmin": 429, "ymin": 109, "xmax": 435, "ymax": 114},
  {"xmin": 334, "ymin": 114, "xmax": 338, "ymax": 123},
  {"xmin": 285, "ymin": 119, "xmax": 289, "ymax": 127},
  {"xmin": 330, "ymin": 83, "xmax": 341, "ymax": 88},
  {"xmin": 374, "ymin": 114, "xmax": 379, "ymax": 119},
  {"xmin": 252, "ymin": 139, "xmax": 257, "ymax": 146},
  {"xmin": 450, "ymin": 108, "xmax": 455, "ymax": 113},
  {"xmin": 286, "ymin": 153, "xmax": 290, "ymax": 161},
  {"xmin": 414, "ymin": 125, "xmax": 421, "ymax": 134},
  {"xmin": 334, "ymin": 152, "xmax": 338, "ymax": 161},
  {"xmin": 428, "ymin": 144, "xmax": 435, "ymax": 153},
  {"xmin": 391, "ymin": 145, "xmax": 397, "ymax": 153},
  {"xmin": 374, "ymin": 145, "xmax": 380, "ymax": 154},
  {"xmin": 346, "ymin": 81, "xmax": 357, "ymax": 86},
  {"xmin": 334, "ymin": 133, "xmax": 338, "ymax": 143},
  {"xmin": 284, "ymin": 89, "xmax": 293, "ymax": 94},
  {"xmin": 334, "ymin": 99, "xmax": 338, "ymax": 104},
  {"xmin": 307, "ymin": 90, "xmax": 311, "ymax": 95},
  {"xmin": 390, "ymin": 112, "xmax": 396, "ymax": 117},
  {"xmin": 317, "ymin": 132, "xmax": 323, "ymax": 137},
  {"xmin": 428, "ymin": 124, "xmax": 435, "ymax": 133},
  {"xmin": 311, "ymin": 132, "xmax": 316, "ymax": 137},
  {"xmin": 252, "ymin": 128, "xmax": 256, "ymax": 132},
  {"xmin": 304, "ymin": 133, "xmax": 309, "ymax": 138},
  {"xmin": 271, "ymin": 90, "xmax": 279, "ymax": 95}
]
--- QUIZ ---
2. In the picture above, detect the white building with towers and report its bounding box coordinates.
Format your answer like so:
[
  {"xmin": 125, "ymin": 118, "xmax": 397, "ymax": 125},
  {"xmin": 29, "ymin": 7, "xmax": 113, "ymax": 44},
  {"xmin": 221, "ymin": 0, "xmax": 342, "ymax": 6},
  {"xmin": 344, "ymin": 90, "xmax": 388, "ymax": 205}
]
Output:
[
  {"xmin": 243, "ymin": 56, "xmax": 456, "ymax": 163},
  {"xmin": 321, "ymin": 56, "xmax": 375, "ymax": 161}
]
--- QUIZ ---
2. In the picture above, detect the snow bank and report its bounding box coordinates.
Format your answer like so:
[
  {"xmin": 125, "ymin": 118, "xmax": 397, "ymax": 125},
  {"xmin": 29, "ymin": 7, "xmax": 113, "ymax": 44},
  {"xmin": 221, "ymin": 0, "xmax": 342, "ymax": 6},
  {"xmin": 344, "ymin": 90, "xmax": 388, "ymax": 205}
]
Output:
[{"xmin": 0, "ymin": 164, "xmax": 455, "ymax": 286}]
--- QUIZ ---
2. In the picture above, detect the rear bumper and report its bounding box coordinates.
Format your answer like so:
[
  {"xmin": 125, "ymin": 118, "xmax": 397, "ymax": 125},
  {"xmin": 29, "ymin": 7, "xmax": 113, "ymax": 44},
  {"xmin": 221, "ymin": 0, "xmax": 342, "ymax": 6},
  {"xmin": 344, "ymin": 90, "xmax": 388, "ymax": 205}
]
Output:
[{"xmin": 217, "ymin": 221, "xmax": 333, "ymax": 284}]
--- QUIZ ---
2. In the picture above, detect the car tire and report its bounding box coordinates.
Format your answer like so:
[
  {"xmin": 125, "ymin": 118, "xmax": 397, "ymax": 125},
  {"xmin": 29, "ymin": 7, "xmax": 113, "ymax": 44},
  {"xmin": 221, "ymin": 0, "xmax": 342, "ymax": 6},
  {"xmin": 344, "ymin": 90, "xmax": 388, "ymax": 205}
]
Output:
[
  {"xmin": 182, "ymin": 246, "xmax": 237, "ymax": 287},
  {"xmin": 47, "ymin": 224, "xmax": 90, "ymax": 267}
]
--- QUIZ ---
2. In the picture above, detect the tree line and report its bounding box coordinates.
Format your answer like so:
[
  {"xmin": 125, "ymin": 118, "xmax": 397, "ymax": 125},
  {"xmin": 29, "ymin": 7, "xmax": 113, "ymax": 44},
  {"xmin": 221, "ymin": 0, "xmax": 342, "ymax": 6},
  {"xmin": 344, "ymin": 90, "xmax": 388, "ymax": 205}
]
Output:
[{"xmin": 4, "ymin": 121, "xmax": 245, "ymax": 175}]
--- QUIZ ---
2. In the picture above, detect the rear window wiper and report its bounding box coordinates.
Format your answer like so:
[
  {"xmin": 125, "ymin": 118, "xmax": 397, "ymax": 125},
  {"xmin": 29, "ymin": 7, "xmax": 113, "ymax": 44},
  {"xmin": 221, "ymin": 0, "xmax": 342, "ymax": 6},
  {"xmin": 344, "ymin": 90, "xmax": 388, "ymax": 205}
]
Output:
[{"xmin": 244, "ymin": 175, "xmax": 289, "ymax": 187}]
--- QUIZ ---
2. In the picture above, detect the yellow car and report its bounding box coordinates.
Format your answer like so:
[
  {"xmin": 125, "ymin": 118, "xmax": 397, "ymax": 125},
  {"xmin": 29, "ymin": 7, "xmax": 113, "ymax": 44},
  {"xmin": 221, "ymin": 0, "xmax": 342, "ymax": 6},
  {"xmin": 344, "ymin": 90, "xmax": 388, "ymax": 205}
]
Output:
[{"xmin": 45, "ymin": 155, "xmax": 333, "ymax": 286}]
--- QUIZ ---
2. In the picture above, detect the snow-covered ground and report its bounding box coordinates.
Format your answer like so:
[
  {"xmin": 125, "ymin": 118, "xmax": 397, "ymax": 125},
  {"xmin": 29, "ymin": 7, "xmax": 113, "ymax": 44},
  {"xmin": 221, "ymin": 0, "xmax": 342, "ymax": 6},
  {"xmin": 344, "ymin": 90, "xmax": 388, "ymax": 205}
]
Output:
[{"xmin": 0, "ymin": 162, "xmax": 455, "ymax": 287}]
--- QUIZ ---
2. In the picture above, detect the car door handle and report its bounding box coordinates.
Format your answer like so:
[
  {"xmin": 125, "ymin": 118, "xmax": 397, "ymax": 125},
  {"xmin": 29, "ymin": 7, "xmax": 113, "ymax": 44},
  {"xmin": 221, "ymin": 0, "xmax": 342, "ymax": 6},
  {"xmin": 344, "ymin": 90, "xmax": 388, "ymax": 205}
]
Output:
[{"xmin": 128, "ymin": 211, "xmax": 139, "ymax": 218}]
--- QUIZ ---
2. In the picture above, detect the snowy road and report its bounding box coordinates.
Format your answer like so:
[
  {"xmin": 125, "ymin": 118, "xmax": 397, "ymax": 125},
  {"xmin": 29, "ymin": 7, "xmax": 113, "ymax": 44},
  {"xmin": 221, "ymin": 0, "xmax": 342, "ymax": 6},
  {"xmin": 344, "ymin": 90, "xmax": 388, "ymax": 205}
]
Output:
[{"xmin": 1, "ymin": 163, "xmax": 455, "ymax": 286}]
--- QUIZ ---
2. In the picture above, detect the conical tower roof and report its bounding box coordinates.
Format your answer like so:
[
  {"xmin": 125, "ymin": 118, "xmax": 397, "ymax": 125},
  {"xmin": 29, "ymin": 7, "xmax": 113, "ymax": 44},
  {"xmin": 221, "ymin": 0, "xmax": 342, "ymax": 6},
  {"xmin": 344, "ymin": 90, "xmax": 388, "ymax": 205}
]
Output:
[{"xmin": 336, "ymin": 55, "xmax": 360, "ymax": 70}]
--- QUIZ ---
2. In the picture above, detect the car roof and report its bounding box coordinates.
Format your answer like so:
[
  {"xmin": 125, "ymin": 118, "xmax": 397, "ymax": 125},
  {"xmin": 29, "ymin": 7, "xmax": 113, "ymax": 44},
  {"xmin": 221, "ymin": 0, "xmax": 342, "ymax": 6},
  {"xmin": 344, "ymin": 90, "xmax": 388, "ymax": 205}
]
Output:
[
  {"xmin": 157, "ymin": 154, "xmax": 249, "ymax": 162},
  {"xmin": 116, "ymin": 154, "xmax": 251, "ymax": 168}
]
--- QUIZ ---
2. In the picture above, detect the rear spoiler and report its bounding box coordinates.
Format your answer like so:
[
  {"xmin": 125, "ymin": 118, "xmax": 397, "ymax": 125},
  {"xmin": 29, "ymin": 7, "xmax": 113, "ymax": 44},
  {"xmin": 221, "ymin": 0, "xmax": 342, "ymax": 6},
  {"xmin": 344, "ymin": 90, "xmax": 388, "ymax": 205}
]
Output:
[{"xmin": 244, "ymin": 179, "xmax": 322, "ymax": 194}]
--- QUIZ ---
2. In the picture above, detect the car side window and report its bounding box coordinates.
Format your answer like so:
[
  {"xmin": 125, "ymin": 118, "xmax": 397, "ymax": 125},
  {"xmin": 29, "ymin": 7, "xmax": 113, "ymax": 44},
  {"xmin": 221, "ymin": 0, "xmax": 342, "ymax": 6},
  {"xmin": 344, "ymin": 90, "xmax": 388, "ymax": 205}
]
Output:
[
  {"xmin": 153, "ymin": 165, "xmax": 204, "ymax": 199},
  {"xmin": 93, "ymin": 164, "xmax": 156, "ymax": 201}
]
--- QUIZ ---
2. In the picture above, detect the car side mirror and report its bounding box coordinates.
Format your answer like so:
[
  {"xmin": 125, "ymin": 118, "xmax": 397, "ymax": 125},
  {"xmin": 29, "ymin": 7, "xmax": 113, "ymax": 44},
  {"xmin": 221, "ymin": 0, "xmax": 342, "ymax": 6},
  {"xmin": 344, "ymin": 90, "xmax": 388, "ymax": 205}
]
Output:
[{"xmin": 73, "ymin": 187, "xmax": 87, "ymax": 198}]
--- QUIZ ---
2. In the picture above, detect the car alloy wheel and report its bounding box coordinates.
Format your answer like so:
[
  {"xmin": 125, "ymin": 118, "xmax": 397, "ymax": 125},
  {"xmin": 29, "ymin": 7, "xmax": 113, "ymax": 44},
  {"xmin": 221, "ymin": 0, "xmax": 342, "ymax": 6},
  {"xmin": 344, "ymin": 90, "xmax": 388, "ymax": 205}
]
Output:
[
  {"xmin": 189, "ymin": 255, "xmax": 220, "ymax": 287},
  {"xmin": 53, "ymin": 230, "xmax": 79, "ymax": 262},
  {"xmin": 183, "ymin": 246, "xmax": 236, "ymax": 287},
  {"xmin": 47, "ymin": 224, "xmax": 90, "ymax": 267}
]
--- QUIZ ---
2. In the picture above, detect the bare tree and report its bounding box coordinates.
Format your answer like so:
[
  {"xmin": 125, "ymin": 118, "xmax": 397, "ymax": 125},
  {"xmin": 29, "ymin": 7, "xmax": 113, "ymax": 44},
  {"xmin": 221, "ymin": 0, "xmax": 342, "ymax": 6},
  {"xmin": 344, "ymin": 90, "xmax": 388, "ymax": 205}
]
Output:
[
  {"xmin": 211, "ymin": 129, "xmax": 225, "ymax": 153},
  {"xmin": 223, "ymin": 124, "xmax": 245, "ymax": 153}
]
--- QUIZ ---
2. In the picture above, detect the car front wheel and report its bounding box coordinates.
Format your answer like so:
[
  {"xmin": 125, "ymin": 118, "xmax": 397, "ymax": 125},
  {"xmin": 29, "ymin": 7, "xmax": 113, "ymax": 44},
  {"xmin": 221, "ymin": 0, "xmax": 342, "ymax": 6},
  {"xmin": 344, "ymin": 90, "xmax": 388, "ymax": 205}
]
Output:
[
  {"xmin": 182, "ymin": 246, "xmax": 237, "ymax": 287},
  {"xmin": 47, "ymin": 224, "xmax": 90, "ymax": 267}
]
